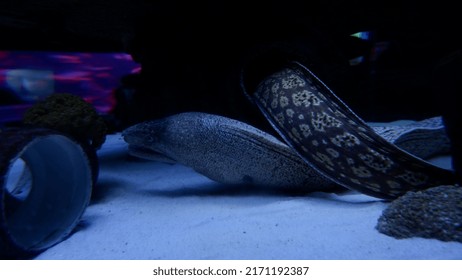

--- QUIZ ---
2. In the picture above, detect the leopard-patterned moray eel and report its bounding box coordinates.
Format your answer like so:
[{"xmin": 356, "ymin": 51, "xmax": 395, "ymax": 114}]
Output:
[{"xmin": 123, "ymin": 61, "xmax": 456, "ymax": 200}]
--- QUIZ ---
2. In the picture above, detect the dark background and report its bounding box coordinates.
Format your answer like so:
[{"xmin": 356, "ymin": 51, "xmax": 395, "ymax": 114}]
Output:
[{"xmin": 0, "ymin": 0, "xmax": 460, "ymax": 130}]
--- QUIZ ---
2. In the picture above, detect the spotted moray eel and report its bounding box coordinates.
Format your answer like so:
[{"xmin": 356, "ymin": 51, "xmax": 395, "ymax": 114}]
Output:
[
  {"xmin": 123, "ymin": 61, "xmax": 456, "ymax": 200},
  {"xmin": 122, "ymin": 111, "xmax": 337, "ymax": 192}
]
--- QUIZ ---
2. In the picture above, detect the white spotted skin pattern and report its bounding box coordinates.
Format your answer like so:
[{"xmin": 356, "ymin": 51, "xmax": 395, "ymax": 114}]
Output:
[
  {"xmin": 252, "ymin": 62, "xmax": 455, "ymax": 199},
  {"xmin": 122, "ymin": 64, "xmax": 455, "ymax": 199}
]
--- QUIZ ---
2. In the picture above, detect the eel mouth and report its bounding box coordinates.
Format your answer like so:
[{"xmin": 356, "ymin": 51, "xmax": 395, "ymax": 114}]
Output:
[{"xmin": 127, "ymin": 144, "xmax": 176, "ymax": 164}]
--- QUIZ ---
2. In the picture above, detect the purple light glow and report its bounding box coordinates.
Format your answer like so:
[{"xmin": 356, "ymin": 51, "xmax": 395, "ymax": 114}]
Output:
[{"xmin": 0, "ymin": 50, "xmax": 141, "ymax": 124}]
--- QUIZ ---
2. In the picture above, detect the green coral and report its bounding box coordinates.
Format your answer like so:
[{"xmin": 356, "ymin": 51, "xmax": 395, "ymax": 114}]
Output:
[{"xmin": 23, "ymin": 93, "xmax": 108, "ymax": 149}]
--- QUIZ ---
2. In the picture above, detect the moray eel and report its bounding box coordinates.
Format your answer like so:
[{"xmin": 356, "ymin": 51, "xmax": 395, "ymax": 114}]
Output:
[
  {"xmin": 123, "ymin": 61, "xmax": 456, "ymax": 199},
  {"xmin": 241, "ymin": 61, "xmax": 456, "ymax": 199},
  {"xmin": 122, "ymin": 112, "xmax": 336, "ymax": 192},
  {"xmin": 122, "ymin": 111, "xmax": 452, "ymax": 196}
]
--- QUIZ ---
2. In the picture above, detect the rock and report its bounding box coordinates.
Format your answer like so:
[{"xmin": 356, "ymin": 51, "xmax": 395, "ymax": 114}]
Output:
[{"xmin": 376, "ymin": 185, "xmax": 462, "ymax": 242}]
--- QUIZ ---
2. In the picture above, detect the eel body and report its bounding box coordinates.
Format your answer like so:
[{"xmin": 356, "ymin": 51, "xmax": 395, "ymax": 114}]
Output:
[
  {"xmin": 122, "ymin": 112, "xmax": 336, "ymax": 192},
  {"xmin": 244, "ymin": 62, "xmax": 455, "ymax": 199},
  {"xmin": 122, "ymin": 111, "xmax": 452, "ymax": 196},
  {"xmin": 122, "ymin": 62, "xmax": 456, "ymax": 199}
]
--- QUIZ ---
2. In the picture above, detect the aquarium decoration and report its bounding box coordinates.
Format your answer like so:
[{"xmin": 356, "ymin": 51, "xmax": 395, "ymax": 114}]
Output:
[
  {"xmin": 1, "ymin": 84, "xmax": 111, "ymax": 258},
  {"xmin": 0, "ymin": 128, "xmax": 92, "ymax": 258}
]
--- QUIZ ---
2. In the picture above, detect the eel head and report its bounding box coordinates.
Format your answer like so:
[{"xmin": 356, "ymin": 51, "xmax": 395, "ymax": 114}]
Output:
[{"xmin": 122, "ymin": 118, "xmax": 177, "ymax": 163}]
